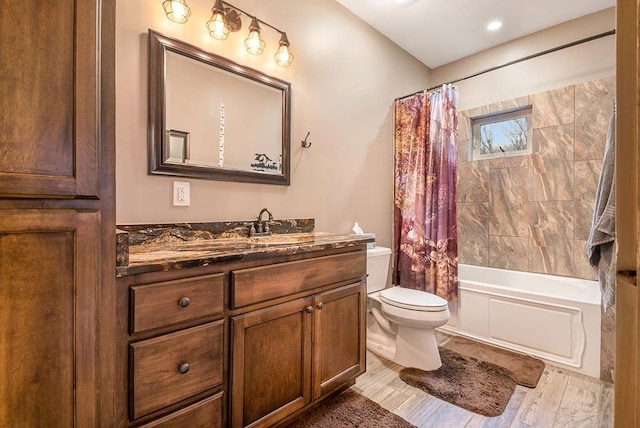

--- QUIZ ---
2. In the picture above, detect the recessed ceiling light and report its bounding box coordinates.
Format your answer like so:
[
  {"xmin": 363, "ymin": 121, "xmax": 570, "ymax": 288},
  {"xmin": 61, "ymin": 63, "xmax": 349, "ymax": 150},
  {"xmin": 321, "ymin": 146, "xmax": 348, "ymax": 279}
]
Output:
[
  {"xmin": 487, "ymin": 20, "xmax": 503, "ymax": 31},
  {"xmin": 392, "ymin": 0, "xmax": 418, "ymax": 5}
]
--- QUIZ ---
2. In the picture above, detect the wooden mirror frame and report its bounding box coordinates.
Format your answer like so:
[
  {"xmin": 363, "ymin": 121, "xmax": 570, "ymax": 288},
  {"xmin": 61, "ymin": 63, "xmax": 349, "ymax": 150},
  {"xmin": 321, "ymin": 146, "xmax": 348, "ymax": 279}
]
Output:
[{"xmin": 148, "ymin": 29, "xmax": 291, "ymax": 185}]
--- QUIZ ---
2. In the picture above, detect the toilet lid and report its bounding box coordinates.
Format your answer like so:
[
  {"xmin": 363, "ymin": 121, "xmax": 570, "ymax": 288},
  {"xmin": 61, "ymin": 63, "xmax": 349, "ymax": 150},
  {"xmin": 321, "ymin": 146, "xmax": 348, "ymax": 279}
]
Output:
[{"xmin": 379, "ymin": 286, "xmax": 448, "ymax": 312}]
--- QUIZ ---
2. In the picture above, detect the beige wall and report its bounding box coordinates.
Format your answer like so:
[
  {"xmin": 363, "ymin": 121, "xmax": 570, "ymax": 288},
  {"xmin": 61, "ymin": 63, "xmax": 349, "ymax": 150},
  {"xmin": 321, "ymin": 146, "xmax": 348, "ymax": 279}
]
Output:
[
  {"xmin": 431, "ymin": 8, "xmax": 615, "ymax": 111},
  {"xmin": 116, "ymin": 0, "xmax": 431, "ymax": 249}
]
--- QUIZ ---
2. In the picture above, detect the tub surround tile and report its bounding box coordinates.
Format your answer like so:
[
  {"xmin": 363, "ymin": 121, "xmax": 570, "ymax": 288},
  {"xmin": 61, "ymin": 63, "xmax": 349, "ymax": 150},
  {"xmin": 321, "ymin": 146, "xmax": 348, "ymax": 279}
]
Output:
[
  {"xmin": 573, "ymin": 240, "xmax": 597, "ymax": 281},
  {"xmin": 529, "ymin": 201, "xmax": 575, "ymax": 277},
  {"xmin": 458, "ymin": 202, "xmax": 489, "ymax": 266},
  {"xmin": 457, "ymin": 76, "xmax": 613, "ymax": 281},
  {"xmin": 458, "ymin": 139, "xmax": 470, "ymax": 164},
  {"xmin": 488, "ymin": 236, "xmax": 528, "ymax": 271},
  {"xmin": 457, "ymin": 161, "xmax": 489, "ymax": 202},
  {"xmin": 575, "ymin": 77, "xmax": 616, "ymax": 162},
  {"xmin": 466, "ymin": 96, "xmax": 530, "ymax": 120},
  {"xmin": 458, "ymin": 112, "xmax": 471, "ymax": 142},
  {"xmin": 532, "ymin": 124, "xmax": 574, "ymax": 160},
  {"xmin": 528, "ymin": 156, "xmax": 574, "ymax": 202},
  {"xmin": 487, "ymin": 153, "xmax": 531, "ymax": 170},
  {"xmin": 489, "ymin": 167, "xmax": 530, "ymax": 237},
  {"xmin": 531, "ymin": 86, "xmax": 575, "ymax": 128},
  {"xmin": 574, "ymin": 160, "xmax": 601, "ymax": 240},
  {"xmin": 600, "ymin": 303, "xmax": 615, "ymax": 383}
]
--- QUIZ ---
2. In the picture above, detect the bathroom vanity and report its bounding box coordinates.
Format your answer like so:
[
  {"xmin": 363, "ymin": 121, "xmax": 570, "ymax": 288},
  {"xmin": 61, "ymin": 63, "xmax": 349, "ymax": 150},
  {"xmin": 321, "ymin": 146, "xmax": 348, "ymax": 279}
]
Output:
[{"xmin": 115, "ymin": 221, "xmax": 371, "ymax": 427}]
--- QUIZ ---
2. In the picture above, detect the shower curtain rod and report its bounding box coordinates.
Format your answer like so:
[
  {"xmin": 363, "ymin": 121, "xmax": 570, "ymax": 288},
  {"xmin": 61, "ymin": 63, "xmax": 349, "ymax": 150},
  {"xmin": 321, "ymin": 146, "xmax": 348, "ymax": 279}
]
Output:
[{"xmin": 395, "ymin": 29, "xmax": 616, "ymax": 102}]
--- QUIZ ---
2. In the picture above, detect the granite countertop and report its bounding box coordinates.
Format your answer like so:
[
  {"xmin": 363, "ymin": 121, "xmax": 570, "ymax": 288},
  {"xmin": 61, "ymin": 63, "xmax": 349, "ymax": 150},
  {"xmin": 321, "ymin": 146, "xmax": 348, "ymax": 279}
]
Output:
[{"xmin": 116, "ymin": 219, "xmax": 373, "ymax": 277}]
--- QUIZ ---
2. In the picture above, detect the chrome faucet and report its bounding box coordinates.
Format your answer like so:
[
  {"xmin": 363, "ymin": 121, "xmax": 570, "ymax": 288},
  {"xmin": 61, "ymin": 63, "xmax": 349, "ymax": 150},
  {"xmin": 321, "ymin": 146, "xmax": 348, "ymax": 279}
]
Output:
[{"xmin": 252, "ymin": 208, "xmax": 273, "ymax": 236}]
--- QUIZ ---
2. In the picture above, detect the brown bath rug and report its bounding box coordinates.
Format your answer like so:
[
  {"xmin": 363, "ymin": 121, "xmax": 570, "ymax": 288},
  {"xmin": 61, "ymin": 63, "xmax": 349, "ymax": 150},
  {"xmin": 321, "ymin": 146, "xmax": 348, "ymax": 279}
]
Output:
[
  {"xmin": 285, "ymin": 389, "xmax": 416, "ymax": 428},
  {"xmin": 443, "ymin": 336, "xmax": 545, "ymax": 387},
  {"xmin": 399, "ymin": 348, "xmax": 517, "ymax": 417}
]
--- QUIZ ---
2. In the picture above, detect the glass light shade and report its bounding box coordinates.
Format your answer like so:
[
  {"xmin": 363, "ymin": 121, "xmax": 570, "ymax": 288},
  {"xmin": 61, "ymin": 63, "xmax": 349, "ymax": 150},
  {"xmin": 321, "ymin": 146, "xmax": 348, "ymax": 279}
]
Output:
[
  {"xmin": 163, "ymin": 0, "xmax": 191, "ymax": 24},
  {"xmin": 274, "ymin": 33, "xmax": 293, "ymax": 67},
  {"xmin": 207, "ymin": 0, "xmax": 229, "ymax": 40},
  {"xmin": 244, "ymin": 17, "xmax": 265, "ymax": 55}
]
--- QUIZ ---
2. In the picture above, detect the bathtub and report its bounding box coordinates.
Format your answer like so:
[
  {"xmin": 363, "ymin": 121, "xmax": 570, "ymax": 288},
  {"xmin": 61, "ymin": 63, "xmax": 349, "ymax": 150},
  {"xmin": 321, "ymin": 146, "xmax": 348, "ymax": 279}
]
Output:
[{"xmin": 440, "ymin": 264, "xmax": 602, "ymax": 378}]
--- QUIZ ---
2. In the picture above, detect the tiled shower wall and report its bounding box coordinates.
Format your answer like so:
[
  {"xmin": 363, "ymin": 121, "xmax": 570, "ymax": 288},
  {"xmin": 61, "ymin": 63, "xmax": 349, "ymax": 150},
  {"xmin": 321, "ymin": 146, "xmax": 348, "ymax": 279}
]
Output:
[{"xmin": 457, "ymin": 76, "xmax": 616, "ymax": 281}]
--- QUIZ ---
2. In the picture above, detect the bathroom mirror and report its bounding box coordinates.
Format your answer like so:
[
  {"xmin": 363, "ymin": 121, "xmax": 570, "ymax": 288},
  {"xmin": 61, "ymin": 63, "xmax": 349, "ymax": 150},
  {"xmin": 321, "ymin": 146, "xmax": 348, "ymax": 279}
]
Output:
[{"xmin": 148, "ymin": 30, "xmax": 291, "ymax": 185}]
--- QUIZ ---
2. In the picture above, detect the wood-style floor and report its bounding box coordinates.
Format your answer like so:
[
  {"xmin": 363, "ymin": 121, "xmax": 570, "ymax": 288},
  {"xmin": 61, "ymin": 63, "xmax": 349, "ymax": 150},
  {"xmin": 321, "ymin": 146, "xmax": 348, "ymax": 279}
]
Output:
[{"xmin": 352, "ymin": 334, "xmax": 614, "ymax": 428}]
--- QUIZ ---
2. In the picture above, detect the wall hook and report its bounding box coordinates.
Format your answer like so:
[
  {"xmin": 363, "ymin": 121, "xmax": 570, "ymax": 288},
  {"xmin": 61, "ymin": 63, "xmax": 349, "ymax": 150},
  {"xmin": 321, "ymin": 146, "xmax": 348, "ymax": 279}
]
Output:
[{"xmin": 301, "ymin": 131, "xmax": 312, "ymax": 148}]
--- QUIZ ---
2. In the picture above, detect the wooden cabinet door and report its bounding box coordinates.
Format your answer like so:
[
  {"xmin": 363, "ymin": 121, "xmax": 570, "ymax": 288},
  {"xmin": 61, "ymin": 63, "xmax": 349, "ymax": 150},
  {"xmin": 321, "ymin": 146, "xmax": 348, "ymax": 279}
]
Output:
[
  {"xmin": 231, "ymin": 298, "xmax": 313, "ymax": 428},
  {"xmin": 0, "ymin": 0, "xmax": 100, "ymax": 197},
  {"xmin": 0, "ymin": 210, "xmax": 101, "ymax": 426},
  {"xmin": 312, "ymin": 282, "xmax": 366, "ymax": 399}
]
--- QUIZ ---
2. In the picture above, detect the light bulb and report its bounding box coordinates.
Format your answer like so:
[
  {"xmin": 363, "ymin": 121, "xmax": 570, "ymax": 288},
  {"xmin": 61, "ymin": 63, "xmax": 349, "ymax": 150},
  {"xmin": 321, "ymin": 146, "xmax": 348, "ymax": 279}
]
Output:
[
  {"xmin": 244, "ymin": 17, "xmax": 265, "ymax": 55},
  {"xmin": 163, "ymin": 0, "xmax": 191, "ymax": 24},
  {"xmin": 207, "ymin": 0, "xmax": 229, "ymax": 40},
  {"xmin": 274, "ymin": 32, "xmax": 293, "ymax": 67}
]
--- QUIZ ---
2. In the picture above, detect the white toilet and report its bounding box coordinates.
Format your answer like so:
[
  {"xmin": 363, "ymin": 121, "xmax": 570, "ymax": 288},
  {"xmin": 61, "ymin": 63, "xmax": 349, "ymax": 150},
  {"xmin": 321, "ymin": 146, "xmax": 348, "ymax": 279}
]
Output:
[{"xmin": 366, "ymin": 246, "xmax": 450, "ymax": 371}]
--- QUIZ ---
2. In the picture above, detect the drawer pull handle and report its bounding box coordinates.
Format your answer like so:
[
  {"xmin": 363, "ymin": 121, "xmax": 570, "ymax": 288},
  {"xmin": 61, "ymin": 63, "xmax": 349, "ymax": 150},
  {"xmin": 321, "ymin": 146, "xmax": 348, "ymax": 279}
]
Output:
[
  {"xmin": 305, "ymin": 305, "xmax": 313, "ymax": 313},
  {"xmin": 317, "ymin": 303, "xmax": 324, "ymax": 310},
  {"xmin": 179, "ymin": 297, "xmax": 191, "ymax": 308},
  {"xmin": 178, "ymin": 363, "xmax": 190, "ymax": 374}
]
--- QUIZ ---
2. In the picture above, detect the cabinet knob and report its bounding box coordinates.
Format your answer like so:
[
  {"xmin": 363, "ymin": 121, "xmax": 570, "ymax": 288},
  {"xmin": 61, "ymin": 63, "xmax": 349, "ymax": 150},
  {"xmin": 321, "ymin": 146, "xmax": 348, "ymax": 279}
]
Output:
[
  {"xmin": 179, "ymin": 297, "xmax": 191, "ymax": 308},
  {"xmin": 178, "ymin": 363, "xmax": 190, "ymax": 374},
  {"xmin": 317, "ymin": 303, "xmax": 324, "ymax": 310},
  {"xmin": 305, "ymin": 305, "xmax": 314, "ymax": 313}
]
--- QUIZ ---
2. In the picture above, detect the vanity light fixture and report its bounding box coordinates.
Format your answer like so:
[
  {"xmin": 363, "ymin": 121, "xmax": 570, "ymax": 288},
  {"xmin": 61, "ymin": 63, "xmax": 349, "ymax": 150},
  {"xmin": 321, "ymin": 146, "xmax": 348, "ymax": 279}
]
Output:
[
  {"xmin": 206, "ymin": 0, "xmax": 230, "ymax": 40},
  {"xmin": 162, "ymin": 0, "xmax": 191, "ymax": 23},
  {"xmin": 244, "ymin": 17, "xmax": 266, "ymax": 55},
  {"xmin": 164, "ymin": 0, "xmax": 293, "ymax": 66}
]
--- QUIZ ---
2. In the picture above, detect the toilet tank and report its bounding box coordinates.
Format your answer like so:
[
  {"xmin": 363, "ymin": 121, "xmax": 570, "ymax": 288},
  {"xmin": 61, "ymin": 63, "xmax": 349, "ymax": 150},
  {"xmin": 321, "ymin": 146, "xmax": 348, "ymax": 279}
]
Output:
[{"xmin": 366, "ymin": 246, "xmax": 392, "ymax": 293}]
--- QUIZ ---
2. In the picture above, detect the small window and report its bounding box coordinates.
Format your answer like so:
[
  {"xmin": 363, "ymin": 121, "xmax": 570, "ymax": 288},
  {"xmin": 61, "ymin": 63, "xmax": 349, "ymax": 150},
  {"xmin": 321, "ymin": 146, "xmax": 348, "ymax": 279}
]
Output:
[{"xmin": 470, "ymin": 106, "xmax": 532, "ymax": 160}]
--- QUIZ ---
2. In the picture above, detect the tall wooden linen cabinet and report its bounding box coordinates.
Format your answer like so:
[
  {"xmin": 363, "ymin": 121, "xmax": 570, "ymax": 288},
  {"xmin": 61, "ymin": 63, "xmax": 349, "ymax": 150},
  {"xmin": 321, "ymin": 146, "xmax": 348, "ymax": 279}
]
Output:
[{"xmin": 0, "ymin": 1, "xmax": 116, "ymax": 426}]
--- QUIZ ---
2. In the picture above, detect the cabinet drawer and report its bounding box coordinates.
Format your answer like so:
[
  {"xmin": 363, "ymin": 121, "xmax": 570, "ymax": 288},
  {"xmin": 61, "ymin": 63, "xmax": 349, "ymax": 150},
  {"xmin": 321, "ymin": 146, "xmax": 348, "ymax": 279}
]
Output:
[
  {"xmin": 231, "ymin": 251, "xmax": 366, "ymax": 309},
  {"xmin": 130, "ymin": 321, "xmax": 224, "ymax": 420},
  {"xmin": 131, "ymin": 274, "xmax": 223, "ymax": 333},
  {"xmin": 139, "ymin": 392, "xmax": 223, "ymax": 428}
]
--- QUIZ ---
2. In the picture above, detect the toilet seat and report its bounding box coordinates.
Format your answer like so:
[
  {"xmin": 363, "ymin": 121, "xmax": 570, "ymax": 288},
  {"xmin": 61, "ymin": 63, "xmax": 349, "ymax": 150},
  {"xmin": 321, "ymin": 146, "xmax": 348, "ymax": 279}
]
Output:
[{"xmin": 379, "ymin": 286, "xmax": 448, "ymax": 312}]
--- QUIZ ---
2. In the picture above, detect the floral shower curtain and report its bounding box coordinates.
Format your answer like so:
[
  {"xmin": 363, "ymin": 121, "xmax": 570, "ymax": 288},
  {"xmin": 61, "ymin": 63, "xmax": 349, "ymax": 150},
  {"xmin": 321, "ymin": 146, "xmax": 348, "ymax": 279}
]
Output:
[{"xmin": 393, "ymin": 84, "xmax": 459, "ymax": 300}]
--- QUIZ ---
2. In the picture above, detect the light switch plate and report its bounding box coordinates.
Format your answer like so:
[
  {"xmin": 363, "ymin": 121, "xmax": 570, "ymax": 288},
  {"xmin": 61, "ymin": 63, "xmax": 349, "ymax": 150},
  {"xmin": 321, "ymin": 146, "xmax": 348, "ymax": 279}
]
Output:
[{"xmin": 173, "ymin": 181, "xmax": 190, "ymax": 206}]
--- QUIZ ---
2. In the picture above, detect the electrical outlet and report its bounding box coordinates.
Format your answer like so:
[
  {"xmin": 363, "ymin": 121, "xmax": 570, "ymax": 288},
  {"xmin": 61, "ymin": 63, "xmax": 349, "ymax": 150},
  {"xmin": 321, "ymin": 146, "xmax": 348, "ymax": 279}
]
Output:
[{"xmin": 173, "ymin": 181, "xmax": 190, "ymax": 206}]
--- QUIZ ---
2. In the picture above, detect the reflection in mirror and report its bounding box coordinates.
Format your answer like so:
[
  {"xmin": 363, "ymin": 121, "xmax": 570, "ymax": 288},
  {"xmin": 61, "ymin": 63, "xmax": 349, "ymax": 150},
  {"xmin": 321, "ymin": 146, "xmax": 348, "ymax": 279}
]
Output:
[
  {"xmin": 165, "ymin": 51, "xmax": 282, "ymax": 172},
  {"xmin": 165, "ymin": 129, "xmax": 190, "ymax": 163},
  {"xmin": 148, "ymin": 30, "xmax": 291, "ymax": 185}
]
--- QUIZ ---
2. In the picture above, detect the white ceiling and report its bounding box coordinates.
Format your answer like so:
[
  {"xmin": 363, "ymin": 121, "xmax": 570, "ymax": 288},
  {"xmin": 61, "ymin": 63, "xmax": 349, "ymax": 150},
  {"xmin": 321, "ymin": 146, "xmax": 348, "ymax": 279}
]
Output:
[{"xmin": 335, "ymin": 0, "xmax": 615, "ymax": 68}]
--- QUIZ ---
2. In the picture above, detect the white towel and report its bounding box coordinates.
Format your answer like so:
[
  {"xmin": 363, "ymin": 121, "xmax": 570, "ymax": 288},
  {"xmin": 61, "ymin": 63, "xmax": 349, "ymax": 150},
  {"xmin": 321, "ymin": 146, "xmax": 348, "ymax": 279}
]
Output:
[{"xmin": 587, "ymin": 113, "xmax": 616, "ymax": 312}]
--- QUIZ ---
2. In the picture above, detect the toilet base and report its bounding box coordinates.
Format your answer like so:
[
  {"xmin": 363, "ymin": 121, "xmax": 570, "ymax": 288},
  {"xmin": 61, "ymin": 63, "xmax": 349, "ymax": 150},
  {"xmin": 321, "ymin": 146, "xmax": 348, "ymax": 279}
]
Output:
[
  {"xmin": 366, "ymin": 321, "xmax": 443, "ymax": 371},
  {"xmin": 366, "ymin": 332, "xmax": 396, "ymax": 362},
  {"xmin": 394, "ymin": 325, "xmax": 442, "ymax": 371},
  {"xmin": 367, "ymin": 296, "xmax": 446, "ymax": 371}
]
